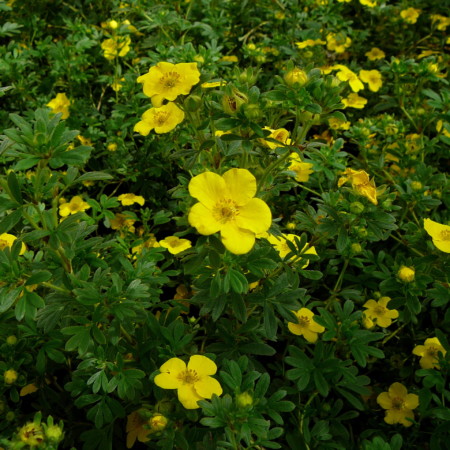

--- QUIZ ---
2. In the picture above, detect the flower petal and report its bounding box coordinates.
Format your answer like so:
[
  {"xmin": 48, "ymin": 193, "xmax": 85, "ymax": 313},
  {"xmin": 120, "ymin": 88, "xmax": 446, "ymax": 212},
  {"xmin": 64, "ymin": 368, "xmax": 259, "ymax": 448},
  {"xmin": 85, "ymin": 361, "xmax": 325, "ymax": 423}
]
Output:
[
  {"xmin": 303, "ymin": 329, "xmax": 318, "ymax": 343},
  {"xmin": 222, "ymin": 168, "xmax": 256, "ymax": 206},
  {"xmin": 287, "ymin": 322, "xmax": 303, "ymax": 336},
  {"xmin": 188, "ymin": 202, "xmax": 222, "ymax": 235},
  {"xmin": 154, "ymin": 358, "xmax": 185, "ymax": 389},
  {"xmin": 236, "ymin": 198, "xmax": 272, "ymax": 234},
  {"xmin": 177, "ymin": 384, "xmax": 204, "ymax": 409},
  {"xmin": 404, "ymin": 393, "xmax": 419, "ymax": 410},
  {"xmin": 188, "ymin": 355, "xmax": 217, "ymax": 376},
  {"xmin": 412, "ymin": 345, "xmax": 425, "ymax": 357},
  {"xmin": 377, "ymin": 392, "xmax": 392, "ymax": 409},
  {"xmin": 389, "ymin": 382, "xmax": 407, "ymax": 399},
  {"xmin": 189, "ymin": 172, "xmax": 227, "ymax": 209},
  {"xmin": 194, "ymin": 376, "xmax": 223, "ymax": 398},
  {"xmin": 220, "ymin": 223, "xmax": 255, "ymax": 254}
]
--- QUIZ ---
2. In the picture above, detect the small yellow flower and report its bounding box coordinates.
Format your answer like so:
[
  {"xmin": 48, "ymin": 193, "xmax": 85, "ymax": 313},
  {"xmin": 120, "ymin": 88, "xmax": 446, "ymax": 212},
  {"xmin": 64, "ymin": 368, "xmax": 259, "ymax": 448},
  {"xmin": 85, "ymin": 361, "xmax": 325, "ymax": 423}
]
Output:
[
  {"xmin": 134, "ymin": 102, "xmax": 185, "ymax": 135},
  {"xmin": 326, "ymin": 33, "xmax": 352, "ymax": 53},
  {"xmin": 111, "ymin": 77, "xmax": 125, "ymax": 92},
  {"xmin": 288, "ymin": 307, "xmax": 325, "ymax": 343},
  {"xmin": 110, "ymin": 213, "xmax": 136, "ymax": 233},
  {"xmin": 260, "ymin": 127, "xmax": 292, "ymax": 149},
  {"xmin": 359, "ymin": 69, "xmax": 382, "ymax": 92},
  {"xmin": 59, "ymin": 196, "xmax": 91, "ymax": 217},
  {"xmin": 284, "ymin": 67, "xmax": 308, "ymax": 86},
  {"xmin": 362, "ymin": 296, "xmax": 399, "ymax": 328},
  {"xmin": 188, "ymin": 169, "xmax": 272, "ymax": 255},
  {"xmin": 328, "ymin": 117, "xmax": 351, "ymax": 130},
  {"xmin": 132, "ymin": 234, "xmax": 159, "ymax": 253},
  {"xmin": 149, "ymin": 414, "xmax": 168, "ymax": 432},
  {"xmin": 77, "ymin": 135, "xmax": 93, "ymax": 146},
  {"xmin": 20, "ymin": 383, "xmax": 39, "ymax": 396},
  {"xmin": 377, "ymin": 383, "xmax": 419, "ymax": 427},
  {"xmin": 101, "ymin": 36, "xmax": 131, "ymax": 60},
  {"xmin": 365, "ymin": 47, "xmax": 385, "ymax": 61},
  {"xmin": 424, "ymin": 218, "xmax": 450, "ymax": 253},
  {"xmin": 436, "ymin": 120, "xmax": 450, "ymax": 138},
  {"xmin": 295, "ymin": 39, "xmax": 326, "ymax": 49},
  {"xmin": 412, "ymin": 337, "xmax": 446, "ymax": 369},
  {"xmin": 288, "ymin": 153, "xmax": 314, "ymax": 182},
  {"xmin": 18, "ymin": 422, "xmax": 45, "ymax": 446},
  {"xmin": 400, "ymin": 7, "xmax": 421, "ymax": 24},
  {"xmin": 107, "ymin": 142, "xmax": 118, "ymax": 152},
  {"xmin": 397, "ymin": 266, "xmax": 415, "ymax": 283},
  {"xmin": 159, "ymin": 236, "xmax": 192, "ymax": 255},
  {"xmin": 336, "ymin": 68, "xmax": 364, "ymax": 92},
  {"xmin": 236, "ymin": 391, "xmax": 253, "ymax": 408},
  {"xmin": 338, "ymin": 168, "xmax": 378, "ymax": 205},
  {"xmin": 47, "ymin": 93, "xmax": 70, "ymax": 119},
  {"xmin": 4, "ymin": 369, "xmax": 18, "ymax": 384},
  {"xmin": 220, "ymin": 55, "xmax": 239, "ymax": 62},
  {"xmin": 154, "ymin": 355, "xmax": 223, "ymax": 409},
  {"xmin": 359, "ymin": 0, "xmax": 377, "ymax": 6},
  {"xmin": 118, "ymin": 193, "xmax": 145, "ymax": 206},
  {"xmin": 341, "ymin": 93, "xmax": 367, "ymax": 109},
  {"xmin": 430, "ymin": 14, "xmax": 450, "ymax": 31},
  {"xmin": 0, "ymin": 233, "xmax": 26, "ymax": 255}
]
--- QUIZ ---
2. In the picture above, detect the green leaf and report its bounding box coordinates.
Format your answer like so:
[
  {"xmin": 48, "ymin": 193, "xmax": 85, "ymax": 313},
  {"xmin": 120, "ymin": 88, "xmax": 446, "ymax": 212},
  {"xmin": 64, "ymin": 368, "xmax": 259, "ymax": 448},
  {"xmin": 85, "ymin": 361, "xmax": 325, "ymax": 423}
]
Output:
[
  {"xmin": 0, "ymin": 207, "xmax": 23, "ymax": 234},
  {"xmin": 76, "ymin": 171, "xmax": 113, "ymax": 183},
  {"xmin": 7, "ymin": 171, "xmax": 22, "ymax": 204},
  {"xmin": 239, "ymin": 342, "xmax": 276, "ymax": 356},
  {"xmin": 25, "ymin": 271, "xmax": 52, "ymax": 285},
  {"xmin": 0, "ymin": 287, "xmax": 22, "ymax": 313}
]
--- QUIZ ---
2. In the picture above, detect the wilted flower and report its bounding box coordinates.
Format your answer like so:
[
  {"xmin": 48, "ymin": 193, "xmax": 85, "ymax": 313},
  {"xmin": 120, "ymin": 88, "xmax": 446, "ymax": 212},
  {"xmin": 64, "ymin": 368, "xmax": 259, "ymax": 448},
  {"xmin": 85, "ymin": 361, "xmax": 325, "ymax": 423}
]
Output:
[
  {"xmin": 260, "ymin": 127, "xmax": 292, "ymax": 149},
  {"xmin": 377, "ymin": 383, "xmax": 419, "ymax": 427},
  {"xmin": 18, "ymin": 422, "xmax": 45, "ymax": 446},
  {"xmin": 267, "ymin": 233, "xmax": 317, "ymax": 266},
  {"xmin": 284, "ymin": 67, "xmax": 308, "ymax": 86}
]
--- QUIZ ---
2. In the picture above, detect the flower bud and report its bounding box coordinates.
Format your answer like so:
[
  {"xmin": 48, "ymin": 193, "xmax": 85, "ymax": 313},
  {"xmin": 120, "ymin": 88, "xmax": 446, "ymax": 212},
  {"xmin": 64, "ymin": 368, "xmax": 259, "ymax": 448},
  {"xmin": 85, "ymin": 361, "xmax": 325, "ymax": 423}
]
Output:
[
  {"xmin": 46, "ymin": 424, "xmax": 64, "ymax": 442},
  {"xmin": 356, "ymin": 227, "xmax": 368, "ymax": 237},
  {"xmin": 411, "ymin": 181, "xmax": 422, "ymax": 190},
  {"xmin": 149, "ymin": 414, "xmax": 168, "ymax": 432},
  {"xmin": 398, "ymin": 266, "xmax": 415, "ymax": 283},
  {"xmin": 286, "ymin": 222, "xmax": 296, "ymax": 230},
  {"xmin": 238, "ymin": 68, "xmax": 258, "ymax": 85},
  {"xmin": 6, "ymin": 335, "xmax": 17, "ymax": 345},
  {"xmin": 222, "ymin": 89, "xmax": 248, "ymax": 115},
  {"xmin": 284, "ymin": 68, "xmax": 308, "ymax": 87},
  {"xmin": 4, "ymin": 369, "xmax": 18, "ymax": 384},
  {"xmin": 243, "ymin": 103, "xmax": 261, "ymax": 120},
  {"xmin": 236, "ymin": 391, "xmax": 253, "ymax": 408},
  {"xmin": 108, "ymin": 20, "xmax": 119, "ymax": 30},
  {"xmin": 349, "ymin": 201, "xmax": 365, "ymax": 214},
  {"xmin": 351, "ymin": 243, "xmax": 362, "ymax": 254}
]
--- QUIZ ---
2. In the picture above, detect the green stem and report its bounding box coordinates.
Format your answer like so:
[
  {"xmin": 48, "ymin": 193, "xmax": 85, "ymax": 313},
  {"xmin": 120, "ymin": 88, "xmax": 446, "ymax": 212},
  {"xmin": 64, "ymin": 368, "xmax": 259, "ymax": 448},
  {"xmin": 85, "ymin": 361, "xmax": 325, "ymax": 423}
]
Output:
[
  {"xmin": 382, "ymin": 323, "xmax": 406, "ymax": 345},
  {"xmin": 299, "ymin": 391, "xmax": 318, "ymax": 448}
]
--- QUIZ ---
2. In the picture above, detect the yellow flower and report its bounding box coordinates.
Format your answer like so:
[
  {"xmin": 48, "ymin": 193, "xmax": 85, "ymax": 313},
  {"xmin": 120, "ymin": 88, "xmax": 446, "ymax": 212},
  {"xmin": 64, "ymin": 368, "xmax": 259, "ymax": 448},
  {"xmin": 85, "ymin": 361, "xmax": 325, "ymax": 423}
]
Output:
[
  {"xmin": 328, "ymin": 117, "xmax": 351, "ymax": 130},
  {"xmin": 338, "ymin": 168, "xmax": 378, "ymax": 205},
  {"xmin": 362, "ymin": 296, "xmax": 399, "ymax": 328},
  {"xmin": 295, "ymin": 39, "xmax": 326, "ymax": 49},
  {"xmin": 149, "ymin": 414, "xmax": 168, "ymax": 432},
  {"xmin": 412, "ymin": 337, "xmax": 446, "ymax": 369},
  {"xmin": 284, "ymin": 67, "xmax": 308, "ymax": 86},
  {"xmin": 18, "ymin": 422, "xmax": 45, "ymax": 446},
  {"xmin": 107, "ymin": 142, "xmax": 118, "ymax": 152},
  {"xmin": 59, "ymin": 196, "xmax": 90, "ymax": 217},
  {"xmin": 188, "ymin": 169, "xmax": 272, "ymax": 255},
  {"xmin": 326, "ymin": 33, "xmax": 351, "ymax": 53},
  {"xmin": 424, "ymin": 218, "xmax": 450, "ymax": 253},
  {"xmin": 267, "ymin": 233, "xmax": 317, "ymax": 265},
  {"xmin": 0, "ymin": 233, "xmax": 26, "ymax": 255},
  {"xmin": 220, "ymin": 55, "xmax": 239, "ymax": 62},
  {"xmin": 405, "ymin": 133, "xmax": 422, "ymax": 153},
  {"xmin": 110, "ymin": 213, "xmax": 136, "ymax": 233},
  {"xmin": 77, "ymin": 135, "xmax": 92, "ymax": 146},
  {"xmin": 118, "ymin": 193, "xmax": 145, "ymax": 206},
  {"xmin": 134, "ymin": 102, "xmax": 185, "ymax": 136},
  {"xmin": 159, "ymin": 236, "xmax": 192, "ymax": 255},
  {"xmin": 436, "ymin": 120, "xmax": 450, "ymax": 138},
  {"xmin": 101, "ymin": 36, "xmax": 131, "ymax": 60},
  {"xmin": 377, "ymin": 383, "xmax": 419, "ymax": 427},
  {"xmin": 132, "ymin": 234, "xmax": 159, "ymax": 253},
  {"xmin": 4, "ymin": 369, "xmax": 18, "ymax": 384},
  {"xmin": 336, "ymin": 68, "xmax": 364, "ymax": 92},
  {"xmin": 154, "ymin": 355, "xmax": 223, "ymax": 409},
  {"xmin": 359, "ymin": 0, "xmax": 377, "ymax": 6},
  {"xmin": 430, "ymin": 14, "xmax": 450, "ymax": 31},
  {"xmin": 287, "ymin": 153, "xmax": 314, "ymax": 182},
  {"xmin": 137, "ymin": 62, "xmax": 200, "ymax": 105},
  {"xmin": 126, "ymin": 410, "xmax": 152, "ymax": 448},
  {"xmin": 365, "ymin": 47, "xmax": 385, "ymax": 61},
  {"xmin": 47, "ymin": 93, "xmax": 70, "ymax": 119},
  {"xmin": 397, "ymin": 266, "xmax": 415, "ymax": 283},
  {"xmin": 260, "ymin": 127, "xmax": 292, "ymax": 149},
  {"xmin": 201, "ymin": 80, "xmax": 227, "ymax": 88},
  {"xmin": 288, "ymin": 307, "xmax": 325, "ymax": 343},
  {"xmin": 400, "ymin": 8, "xmax": 420, "ymax": 24},
  {"xmin": 341, "ymin": 93, "xmax": 367, "ymax": 109},
  {"xmin": 359, "ymin": 69, "xmax": 382, "ymax": 92},
  {"xmin": 111, "ymin": 77, "xmax": 125, "ymax": 92},
  {"xmin": 20, "ymin": 383, "xmax": 39, "ymax": 396}
]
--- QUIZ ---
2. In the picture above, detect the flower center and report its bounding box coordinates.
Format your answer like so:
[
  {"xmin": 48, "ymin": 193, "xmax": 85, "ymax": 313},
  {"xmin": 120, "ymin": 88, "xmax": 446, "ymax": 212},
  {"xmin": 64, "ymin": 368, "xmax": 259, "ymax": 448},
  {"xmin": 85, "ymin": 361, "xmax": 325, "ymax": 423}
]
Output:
[
  {"xmin": 426, "ymin": 346, "xmax": 438, "ymax": 357},
  {"xmin": 161, "ymin": 72, "xmax": 181, "ymax": 89},
  {"xmin": 440, "ymin": 230, "xmax": 450, "ymax": 241},
  {"xmin": 391, "ymin": 397, "xmax": 405, "ymax": 410},
  {"xmin": 374, "ymin": 305, "xmax": 386, "ymax": 316},
  {"xmin": 178, "ymin": 369, "xmax": 199, "ymax": 385},
  {"xmin": 297, "ymin": 315, "xmax": 310, "ymax": 328},
  {"xmin": 213, "ymin": 199, "xmax": 239, "ymax": 224},
  {"xmin": 154, "ymin": 111, "xmax": 169, "ymax": 126},
  {"xmin": 0, "ymin": 239, "xmax": 9, "ymax": 250}
]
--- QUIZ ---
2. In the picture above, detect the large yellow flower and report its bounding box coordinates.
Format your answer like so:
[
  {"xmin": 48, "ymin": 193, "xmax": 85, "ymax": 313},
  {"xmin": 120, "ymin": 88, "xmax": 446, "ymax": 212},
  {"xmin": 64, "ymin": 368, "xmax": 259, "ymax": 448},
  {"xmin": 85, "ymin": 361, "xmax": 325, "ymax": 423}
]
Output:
[
  {"xmin": 412, "ymin": 337, "xmax": 446, "ymax": 369},
  {"xmin": 137, "ymin": 62, "xmax": 200, "ymax": 105},
  {"xmin": 134, "ymin": 102, "xmax": 185, "ymax": 135},
  {"xmin": 154, "ymin": 355, "xmax": 222, "ymax": 409},
  {"xmin": 288, "ymin": 307, "xmax": 325, "ymax": 343},
  {"xmin": 188, "ymin": 169, "xmax": 272, "ymax": 254},
  {"xmin": 338, "ymin": 168, "xmax": 378, "ymax": 205},
  {"xmin": 424, "ymin": 218, "xmax": 450, "ymax": 253},
  {"xmin": 47, "ymin": 93, "xmax": 70, "ymax": 119},
  {"xmin": 377, "ymin": 382, "xmax": 419, "ymax": 427},
  {"xmin": 0, "ymin": 233, "xmax": 26, "ymax": 255}
]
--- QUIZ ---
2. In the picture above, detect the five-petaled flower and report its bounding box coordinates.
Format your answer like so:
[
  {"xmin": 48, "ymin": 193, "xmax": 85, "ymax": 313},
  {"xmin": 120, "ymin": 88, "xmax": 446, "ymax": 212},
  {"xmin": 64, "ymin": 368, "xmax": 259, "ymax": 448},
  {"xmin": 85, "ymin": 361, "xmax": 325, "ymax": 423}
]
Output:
[
  {"xmin": 134, "ymin": 102, "xmax": 185, "ymax": 135},
  {"xmin": 0, "ymin": 232, "xmax": 26, "ymax": 255},
  {"xmin": 424, "ymin": 218, "xmax": 450, "ymax": 253},
  {"xmin": 341, "ymin": 93, "xmax": 367, "ymax": 109},
  {"xmin": 188, "ymin": 168, "xmax": 272, "ymax": 254},
  {"xmin": 47, "ymin": 93, "xmax": 71, "ymax": 119},
  {"xmin": 137, "ymin": 62, "xmax": 200, "ymax": 106},
  {"xmin": 359, "ymin": 69, "xmax": 383, "ymax": 92},
  {"xmin": 412, "ymin": 337, "xmax": 446, "ymax": 369},
  {"xmin": 365, "ymin": 47, "xmax": 385, "ymax": 61},
  {"xmin": 118, "ymin": 193, "xmax": 145, "ymax": 206},
  {"xmin": 154, "ymin": 355, "xmax": 223, "ymax": 409},
  {"xmin": 101, "ymin": 36, "xmax": 131, "ymax": 60},
  {"xmin": 400, "ymin": 8, "xmax": 421, "ymax": 24},
  {"xmin": 159, "ymin": 236, "xmax": 192, "ymax": 255},
  {"xmin": 362, "ymin": 296, "xmax": 399, "ymax": 328},
  {"xmin": 377, "ymin": 382, "xmax": 419, "ymax": 427},
  {"xmin": 59, "ymin": 196, "xmax": 91, "ymax": 217},
  {"xmin": 338, "ymin": 168, "xmax": 378, "ymax": 205},
  {"xmin": 287, "ymin": 307, "xmax": 325, "ymax": 343}
]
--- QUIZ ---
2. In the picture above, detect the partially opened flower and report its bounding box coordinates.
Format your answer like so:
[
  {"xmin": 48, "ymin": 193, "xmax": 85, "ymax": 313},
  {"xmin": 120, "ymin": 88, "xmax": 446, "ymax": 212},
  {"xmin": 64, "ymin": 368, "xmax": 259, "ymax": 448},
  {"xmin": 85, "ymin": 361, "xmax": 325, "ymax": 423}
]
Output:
[
  {"xmin": 412, "ymin": 337, "xmax": 446, "ymax": 369},
  {"xmin": 377, "ymin": 382, "xmax": 419, "ymax": 427},
  {"xmin": 137, "ymin": 62, "xmax": 200, "ymax": 106},
  {"xmin": 188, "ymin": 169, "xmax": 272, "ymax": 254},
  {"xmin": 159, "ymin": 236, "xmax": 192, "ymax": 255},
  {"xmin": 288, "ymin": 307, "xmax": 325, "ymax": 343},
  {"xmin": 288, "ymin": 153, "xmax": 314, "ymax": 182},
  {"xmin": 134, "ymin": 102, "xmax": 185, "ymax": 135},
  {"xmin": 363, "ymin": 296, "xmax": 399, "ymax": 328},
  {"xmin": 154, "ymin": 355, "xmax": 222, "ymax": 409},
  {"xmin": 336, "ymin": 68, "xmax": 364, "ymax": 92},
  {"xmin": 47, "ymin": 93, "xmax": 70, "ymax": 119},
  {"xmin": 424, "ymin": 218, "xmax": 450, "ymax": 253},
  {"xmin": 338, "ymin": 168, "xmax": 378, "ymax": 205}
]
